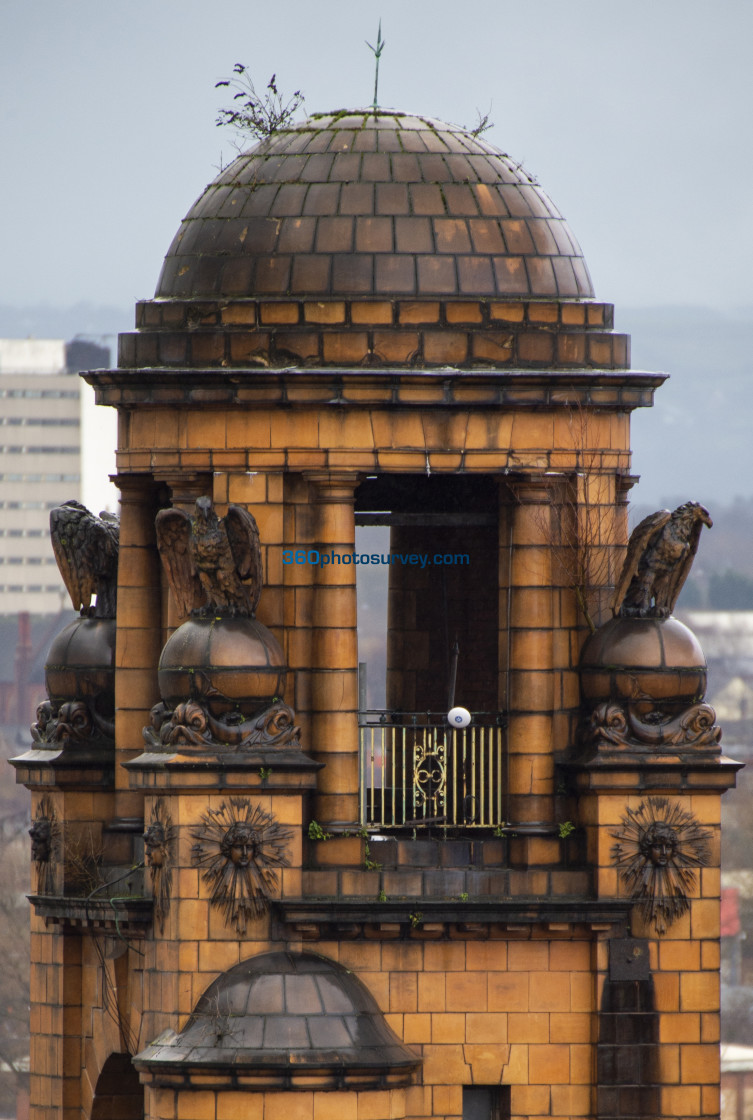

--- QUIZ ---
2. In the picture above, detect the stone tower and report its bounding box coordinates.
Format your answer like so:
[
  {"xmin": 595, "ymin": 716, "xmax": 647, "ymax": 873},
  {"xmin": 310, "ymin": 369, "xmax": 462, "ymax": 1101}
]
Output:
[{"xmin": 13, "ymin": 108, "xmax": 739, "ymax": 1120}]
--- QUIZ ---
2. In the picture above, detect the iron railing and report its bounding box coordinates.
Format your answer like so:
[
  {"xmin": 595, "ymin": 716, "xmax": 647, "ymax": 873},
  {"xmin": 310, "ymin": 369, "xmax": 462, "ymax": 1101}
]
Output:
[{"xmin": 359, "ymin": 711, "xmax": 506, "ymax": 830}]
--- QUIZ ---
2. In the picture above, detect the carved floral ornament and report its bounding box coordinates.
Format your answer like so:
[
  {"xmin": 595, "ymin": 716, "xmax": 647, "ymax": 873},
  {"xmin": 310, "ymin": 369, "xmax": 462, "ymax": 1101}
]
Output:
[
  {"xmin": 29, "ymin": 795, "xmax": 59, "ymax": 895},
  {"xmin": 143, "ymin": 799, "xmax": 174, "ymax": 933},
  {"xmin": 610, "ymin": 797, "xmax": 711, "ymax": 935},
  {"xmin": 190, "ymin": 799, "xmax": 291, "ymax": 933}
]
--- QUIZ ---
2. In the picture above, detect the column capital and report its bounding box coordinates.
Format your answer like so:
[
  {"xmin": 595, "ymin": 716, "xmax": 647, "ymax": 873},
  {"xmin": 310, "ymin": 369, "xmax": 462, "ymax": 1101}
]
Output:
[
  {"xmin": 506, "ymin": 472, "xmax": 560, "ymax": 504},
  {"xmin": 111, "ymin": 472, "xmax": 155, "ymax": 497},
  {"xmin": 304, "ymin": 471, "xmax": 361, "ymax": 503},
  {"xmin": 151, "ymin": 471, "xmax": 212, "ymax": 510}
]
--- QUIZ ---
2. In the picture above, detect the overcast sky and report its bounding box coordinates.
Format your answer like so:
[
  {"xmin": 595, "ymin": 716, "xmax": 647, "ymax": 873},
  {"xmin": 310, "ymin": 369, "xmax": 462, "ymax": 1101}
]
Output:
[
  {"xmin": 2, "ymin": 1, "xmax": 752, "ymax": 514},
  {"xmin": 2, "ymin": 0, "xmax": 751, "ymax": 315}
]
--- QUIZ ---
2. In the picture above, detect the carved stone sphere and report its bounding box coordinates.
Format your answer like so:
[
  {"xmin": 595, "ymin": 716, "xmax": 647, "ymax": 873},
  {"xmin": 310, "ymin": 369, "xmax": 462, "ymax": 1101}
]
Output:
[
  {"xmin": 158, "ymin": 617, "xmax": 287, "ymax": 718},
  {"xmin": 580, "ymin": 616, "xmax": 707, "ymax": 713},
  {"xmin": 45, "ymin": 617, "xmax": 116, "ymax": 713}
]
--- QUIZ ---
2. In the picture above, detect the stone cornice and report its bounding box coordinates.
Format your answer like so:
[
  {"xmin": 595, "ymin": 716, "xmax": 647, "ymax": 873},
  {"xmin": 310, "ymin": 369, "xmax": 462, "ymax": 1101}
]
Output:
[{"xmin": 85, "ymin": 366, "xmax": 667, "ymax": 410}]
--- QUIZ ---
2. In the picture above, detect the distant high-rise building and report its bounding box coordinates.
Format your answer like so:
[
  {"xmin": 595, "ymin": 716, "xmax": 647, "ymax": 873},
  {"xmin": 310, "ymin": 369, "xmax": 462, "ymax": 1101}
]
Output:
[{"xmin": 0, "ymin": 337, "xmax": 109, "ymax": 613}]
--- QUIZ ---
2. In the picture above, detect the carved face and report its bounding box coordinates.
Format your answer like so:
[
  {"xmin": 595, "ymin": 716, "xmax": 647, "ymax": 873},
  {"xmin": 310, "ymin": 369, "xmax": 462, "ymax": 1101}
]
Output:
[
  {"xmin": 56, "ymin": 700, "xmax": 93, "ymax": 739},
  {"xmin": 221, "ymin": 822, "xmax": 258, "ymax": 868},
  {"xmin": 143, "ymin": 822, "xmax": 166, "ymax": 867},
  {"xmin": 29, "ymin": 819, "xmax": 52, "ymax": 863},
  {"xmin": 640, "ymin": 822, "xmax": 677, "ymax": 867}
]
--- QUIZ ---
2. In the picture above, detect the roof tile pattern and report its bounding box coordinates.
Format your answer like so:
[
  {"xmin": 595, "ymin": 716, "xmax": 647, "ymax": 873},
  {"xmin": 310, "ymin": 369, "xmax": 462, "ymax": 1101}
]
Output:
[{"xmin": 157, "ymin": 111, "xmax": 594, "ymax": 302}]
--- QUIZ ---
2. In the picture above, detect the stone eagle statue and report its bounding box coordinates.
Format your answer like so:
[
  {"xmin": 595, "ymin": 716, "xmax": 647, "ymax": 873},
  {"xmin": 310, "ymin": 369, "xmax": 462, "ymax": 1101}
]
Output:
[
  {"xmin": 612, "ymin": 501, "xmax": 712, "ymax": 618},
  {"xmin": 50, "ymin": 500, "xmax": 120, "ymax": 618},
  {"xmin": 155, "ymin": 496, "xmax": 263, "ymax": 618}
]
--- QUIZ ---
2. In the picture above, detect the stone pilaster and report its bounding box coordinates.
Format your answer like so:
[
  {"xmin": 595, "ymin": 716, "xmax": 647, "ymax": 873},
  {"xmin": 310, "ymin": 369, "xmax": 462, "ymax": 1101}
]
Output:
[
  {"xmin": 501, "ymin": 476, "xmax": 558, "ymax": 853},
  {"xmin": 113, "ymin": 475, "xmax": 163, "ymax": 816},
  {"xmin": 306, "ymin": 472, "xmax": 360, "ymax": 830}
]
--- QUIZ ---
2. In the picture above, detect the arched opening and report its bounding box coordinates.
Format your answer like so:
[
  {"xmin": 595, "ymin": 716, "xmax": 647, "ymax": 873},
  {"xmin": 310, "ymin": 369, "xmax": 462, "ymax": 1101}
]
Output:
[{"xmin": 91, "ymin": 1053, "xmax": 143, "ymax": 1120}]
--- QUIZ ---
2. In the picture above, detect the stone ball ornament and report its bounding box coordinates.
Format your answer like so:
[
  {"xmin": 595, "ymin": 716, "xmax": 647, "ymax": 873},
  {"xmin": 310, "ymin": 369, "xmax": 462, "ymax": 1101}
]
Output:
[
  {"xmin": 579, "ymin": 615, "xmax": 720, "ymax": 751},
  {"xmin": 157, "ymin": 615, "xmax": 287, "ymax": 718},
  {"xmin": 578, "ymin": 501, "xmax": 720, "ymax": 753},
  {"xmin": 30, "ymin": 500, "xmax": 120, "ymax": 752},
  {"xmin": 580, "ymin": 615, "xmax": 707, "ymax": 714},
  {"xmin": 45, "ymin": 615, "xmax": 117, "ymax": 710},
  {"xmin": 147, "ymin": 496, "xmax": 300, "ymax": 752}
]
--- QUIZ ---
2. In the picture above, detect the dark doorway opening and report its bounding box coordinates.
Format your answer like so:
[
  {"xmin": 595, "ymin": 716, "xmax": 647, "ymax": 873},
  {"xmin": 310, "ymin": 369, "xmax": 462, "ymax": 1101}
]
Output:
[
  {"xmin": 91, "ymin": 1052, "xmax": 143, "ymax": 1120},
  {"xmin": 463, "ymin": 1085, "xmax": 511, "ymax": 1120}
]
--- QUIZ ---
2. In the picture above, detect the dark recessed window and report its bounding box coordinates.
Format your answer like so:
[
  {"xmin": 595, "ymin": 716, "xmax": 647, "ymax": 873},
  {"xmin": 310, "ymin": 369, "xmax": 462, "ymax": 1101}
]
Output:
[{"xmin": 463, "ymin": 1086, "xmax": 510, "ymax": 1120}]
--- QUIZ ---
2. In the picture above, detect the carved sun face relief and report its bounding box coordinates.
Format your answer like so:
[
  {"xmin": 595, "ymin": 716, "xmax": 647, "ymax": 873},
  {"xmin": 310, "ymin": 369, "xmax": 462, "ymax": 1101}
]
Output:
[
  {"xmin": 190, "ymin": 799, "xmax": 291, "ymax": 933},
  {"xmin": 30, "ymin": 796, "xmax": 59, "ymax": 894},
  {"xmin": 610, "ymin": 796, "xmax": 711, "ymax": 935},
  {"xmin": 144, "ymin": 799, "xmax": 174, "ymax": 933}
]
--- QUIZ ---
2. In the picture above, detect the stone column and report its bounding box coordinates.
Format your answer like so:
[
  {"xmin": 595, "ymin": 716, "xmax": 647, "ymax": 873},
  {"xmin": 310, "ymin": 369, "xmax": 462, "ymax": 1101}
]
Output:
[
  {"xmin": 283, "ymin": 472, "xmax": 317, "ymax": 750},
  {"xmin": 113, "ymin": 475, "xmax": 163, "ymax": 817},
  {"xmin": 501, "ymin": 476, "xmax": 558, "ymax": 855},
  {"xmin": 306, "ymin": 472, "xmax": 360, "ymax": 829}
]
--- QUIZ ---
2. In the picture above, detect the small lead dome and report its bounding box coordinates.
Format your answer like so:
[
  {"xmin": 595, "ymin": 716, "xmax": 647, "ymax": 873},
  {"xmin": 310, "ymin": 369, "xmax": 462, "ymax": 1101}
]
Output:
[
  {"xmin": 157, "ymin": 109, "xmax": 593, "ymax": 302},
  {"xmin": 134, "ymin": 951, "xmax": 420, "ymax": 1088}
]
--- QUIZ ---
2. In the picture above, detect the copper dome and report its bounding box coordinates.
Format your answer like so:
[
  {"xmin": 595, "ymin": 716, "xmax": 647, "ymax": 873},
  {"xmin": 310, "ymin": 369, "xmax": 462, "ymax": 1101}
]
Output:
[{"xmin": 157, "ymin": 109, "xmax": 594, "ymax": 302}]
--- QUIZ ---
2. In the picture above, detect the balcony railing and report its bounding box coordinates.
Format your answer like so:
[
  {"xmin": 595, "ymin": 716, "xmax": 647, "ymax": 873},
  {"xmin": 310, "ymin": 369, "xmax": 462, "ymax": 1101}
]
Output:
[{"xmin": 359, "ymin": 711, "xmax": 506, "ymax": 830}]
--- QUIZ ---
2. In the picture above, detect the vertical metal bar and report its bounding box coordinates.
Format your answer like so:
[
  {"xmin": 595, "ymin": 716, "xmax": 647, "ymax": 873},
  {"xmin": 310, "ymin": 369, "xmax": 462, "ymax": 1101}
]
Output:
[
  {"xmin": 471, "ymin": 726, "xmax": 476, "ymax": 826},
  {"xmin": 449, "ymin": 726, "xmax": 455, "ymax": 826},
  {"xmin": 491, "ymin": 725, "xmax": 495, "ymax": 825},
  {"xmin": 489, "ymin": 726, "xmax": 494, "ymax": 827},
  {"xmin": 469, "ymin": 728, "xmax": 473, "ymax": 825},
  {"xmin": 484, "ymin": 726, "xmax": 489, "ymax": 827},
  {"xmin": 369, "ymin": 726, "xmax": 375, "ymax": 826},
  {"xmin": 390, "ymin": 725, "xmax": 395, "ymax": 827},
  {"xmin": 379, "ymin": 726, "xmax": 384, "ymax": 827},
  {"xmin": 477, "ymin": 726, "xmax": 483, "ymax": 826},
  {"xmin": 481, "ymin": 726, "xmax": 486, "ymax": 827},
  {"xmin": 402, "ymin": 724, "xmax": 407, "ymax": 826},
  {"xmin": 497, "ymin": 725, "xmax": 502, "ymax": 825},
  {"xmin": 359, "ymin": 723, "xmax": 364, "ymax": 826},
  {"xmin": 439, "ymin": 724, "xmax": 444, "ymax": 822},
  {"xmin": 427, "ymin": 722, "xmax": 431, "ymax": 822}
]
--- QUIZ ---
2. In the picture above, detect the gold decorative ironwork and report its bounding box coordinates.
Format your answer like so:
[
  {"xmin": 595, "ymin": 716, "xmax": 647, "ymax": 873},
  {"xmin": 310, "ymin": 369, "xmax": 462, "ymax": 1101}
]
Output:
[
  {"xmin": 413, "ymin": 732, "xmax": 447, "ymax": 816},
  {"xmin": 359, "ymin": 714, "xmax": 504, "ymax": 829}
]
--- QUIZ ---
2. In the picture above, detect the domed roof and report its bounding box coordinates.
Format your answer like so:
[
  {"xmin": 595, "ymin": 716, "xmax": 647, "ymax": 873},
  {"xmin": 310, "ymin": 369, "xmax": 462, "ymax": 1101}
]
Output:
[
  {"xmin": 134, "ymin": 951, "xmax": 419, "ymax": 1087},
  {"xmin": 157, "ymin": 109, "xmax": 593, "ymax": 302}
]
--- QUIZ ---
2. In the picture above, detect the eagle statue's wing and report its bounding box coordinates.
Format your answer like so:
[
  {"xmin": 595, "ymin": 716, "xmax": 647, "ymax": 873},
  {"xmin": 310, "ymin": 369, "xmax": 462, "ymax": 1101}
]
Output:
[
  {"xmin": 662, "ymin": 512, "xmax": 708, "ymax": 615},
  {"xmin": 155, "ymin": 508, "xmax": 201, "ymax": 619},
  {"xmin": 612, "ymin": 509, "xmax": 672, "ymax": 616},
  {"xmin": 50, "ymin": 500, "xmax": 118, "ymax": 614},
  {"xmin": 224, "ymin": 505, "xmax": 263, "ymax": 615}
]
